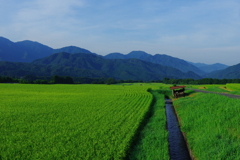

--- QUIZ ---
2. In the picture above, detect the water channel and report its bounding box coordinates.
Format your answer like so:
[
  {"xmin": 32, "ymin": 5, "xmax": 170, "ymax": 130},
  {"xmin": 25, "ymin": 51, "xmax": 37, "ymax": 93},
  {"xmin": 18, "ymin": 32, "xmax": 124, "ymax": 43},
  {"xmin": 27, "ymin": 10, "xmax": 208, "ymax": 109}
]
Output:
[{"xmin": 165, "ymin": 99, "xmax": 191, "ymax": 160}]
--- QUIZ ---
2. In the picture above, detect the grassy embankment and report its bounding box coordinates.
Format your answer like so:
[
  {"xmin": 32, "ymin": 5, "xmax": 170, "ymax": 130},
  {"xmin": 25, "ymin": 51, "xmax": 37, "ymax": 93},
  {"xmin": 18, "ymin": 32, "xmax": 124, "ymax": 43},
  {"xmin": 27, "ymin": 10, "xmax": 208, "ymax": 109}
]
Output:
[
  {"xmin": 127, "ymin": 90, "xmax": 170, "ymax": 160},
  {"xmin": 173, "ymin": 93, "xmax": 240, "ymax": 159}
]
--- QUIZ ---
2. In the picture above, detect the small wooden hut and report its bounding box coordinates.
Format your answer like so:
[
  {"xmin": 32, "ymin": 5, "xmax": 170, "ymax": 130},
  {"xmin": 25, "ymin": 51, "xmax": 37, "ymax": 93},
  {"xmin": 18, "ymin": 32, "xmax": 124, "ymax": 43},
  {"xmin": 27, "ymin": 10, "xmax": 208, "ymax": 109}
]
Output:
[{"xmin": 170, "ymin": 86, "xmax": 186, "ymax": 98}]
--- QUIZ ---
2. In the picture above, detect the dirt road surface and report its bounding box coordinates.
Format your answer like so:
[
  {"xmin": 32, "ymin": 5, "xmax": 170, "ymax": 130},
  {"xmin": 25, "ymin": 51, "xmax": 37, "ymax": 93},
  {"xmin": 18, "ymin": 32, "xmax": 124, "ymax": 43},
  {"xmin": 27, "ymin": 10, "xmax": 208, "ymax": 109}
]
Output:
[{"xmin": 187, "ymin": 89, "xmax": 240, "ymax": 99}]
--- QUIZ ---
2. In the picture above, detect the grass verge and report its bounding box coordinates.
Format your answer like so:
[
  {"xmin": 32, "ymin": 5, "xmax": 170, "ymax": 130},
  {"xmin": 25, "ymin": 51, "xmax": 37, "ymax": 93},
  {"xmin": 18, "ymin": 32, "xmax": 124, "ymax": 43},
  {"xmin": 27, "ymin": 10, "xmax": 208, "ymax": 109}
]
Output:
[
  {"xmin": 173, "ymin": 93, "xmax": 240, "ymax": 160},
  {"xmin": 126, "ymin": 90, "xmax": 169, "ymax": 160}
]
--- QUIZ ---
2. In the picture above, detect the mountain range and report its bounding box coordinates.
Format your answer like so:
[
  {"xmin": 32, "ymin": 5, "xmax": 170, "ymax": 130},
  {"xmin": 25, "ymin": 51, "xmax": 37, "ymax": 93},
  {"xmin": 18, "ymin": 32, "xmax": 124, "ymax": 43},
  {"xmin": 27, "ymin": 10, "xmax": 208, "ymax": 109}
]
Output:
[
  {"xmin": 0, "ymin": 36, "xmax": 239, "ymax": 80},
  {"xmin": 105, "ymin": 51, "xmax": 205, "ymax": 76},
  {"xmin": 0, "ymin": 37, "xmax": 94, "ymax": 63},
  {"xmin": 204, "ymin": 63, "xmax": 240, "ymax": 79},
  {"xmin": 188, "ymin": 62, "xmax": 228, "ymax": 73},
  {"xmin": 0, "ymin": 52, "xmax": 201, "ymax": 80}
]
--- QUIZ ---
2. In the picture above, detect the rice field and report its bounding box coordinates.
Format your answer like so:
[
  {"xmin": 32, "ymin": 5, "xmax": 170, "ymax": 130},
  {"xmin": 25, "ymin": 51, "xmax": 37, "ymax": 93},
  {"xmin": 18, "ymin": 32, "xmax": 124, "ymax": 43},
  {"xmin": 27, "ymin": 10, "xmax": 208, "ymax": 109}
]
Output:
[
  {"xmin": 127, "ymin": 90, "xmax": 169, "ymax": 160},
  {"xmin": 173, "ymin": 93, "xmax": 240, "ymax": 159},
  {"xmin": 187, "ymin": 84, "xmax": 240, "ymax": 95},
  {"xmin": 0, "ymin": 83, "xmax": 170, "ymax": 159},
  {"xmin": 226, "ymin": 83, "xmax": 240, "ymax": 91},
  {"xmin": 3, "ymin": 82, "xmax": 239, "ymax": 159},
  {"xmin": 0, "ymin": 84, "xmax": 154, "ymax": 159},
  {"xmin": 187, "ymin": 84, "xmax": 229, "ymax": 92},
  {"xmin": 226, "ymin": 83, "xmax": 240, "ymax": 95}
]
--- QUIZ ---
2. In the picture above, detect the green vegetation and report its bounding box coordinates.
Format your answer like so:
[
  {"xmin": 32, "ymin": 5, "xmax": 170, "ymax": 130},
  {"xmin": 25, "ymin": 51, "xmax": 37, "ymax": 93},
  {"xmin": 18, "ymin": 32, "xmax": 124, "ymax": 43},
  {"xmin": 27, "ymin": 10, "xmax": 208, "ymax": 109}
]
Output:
[
  {"xmin": 186, "ymin": 84, "xmax": 240, "ymax": 95},
  {"xmin": 2, "ymin": 82, "xmax": 240, "ymax": 159},
  {"xmin": 226, "ymin": 83, "xmax": 240, "ymax": 95},
  {"xmin": 227, "ymin": 83, "xmax": 240, "ymax": 91},
  {"xmin": 0, "ymin": 84, "xmax": 155, "ymax": 159},
  {"xmin": 187, "ymin": 84, "xmax": 229, "ymax": 92},
  {"xmin": 127, "ymin": 90, "xmax": 169, "ymax": 160},
  {"xmin": 173, "ymin": 93, "xmax": 240, "ymax": 159},
  {"xmin": 0, "ymin": 51, "xmax": 201, "ymax": 81},
  {"xmin": 206, "ymin": 63, "xmax": 240, "ymax": 79},
  {"xmin": 163, "ymin": 78, "xmax": 240, "ymax": 85},
  {"xmin": 105, "ymin": 51, "xmax": 204, "ymax": 76},
  {"xmin": 201, "ymin": 87, "xmax": 228, "ymax": 93},
  {"xmin": 0, "ymin": 75, "xmax": 142, "ymax": 84}
]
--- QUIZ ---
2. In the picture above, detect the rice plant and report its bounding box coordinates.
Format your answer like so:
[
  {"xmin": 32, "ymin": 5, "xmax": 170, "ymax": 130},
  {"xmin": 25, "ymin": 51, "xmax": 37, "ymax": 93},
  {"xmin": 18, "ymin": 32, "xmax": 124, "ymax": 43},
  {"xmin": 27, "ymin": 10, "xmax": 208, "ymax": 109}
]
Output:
[
  {"xmin": 173, "ymin": 93, "xmax": 240, "ymax": 160},
  {"xmin": 127, "ymin": 90, "xmax": 169, "ymax": 160},
  {"xmin": 0, "ymin": 84, "xmax": 154, "ymax": 159}
]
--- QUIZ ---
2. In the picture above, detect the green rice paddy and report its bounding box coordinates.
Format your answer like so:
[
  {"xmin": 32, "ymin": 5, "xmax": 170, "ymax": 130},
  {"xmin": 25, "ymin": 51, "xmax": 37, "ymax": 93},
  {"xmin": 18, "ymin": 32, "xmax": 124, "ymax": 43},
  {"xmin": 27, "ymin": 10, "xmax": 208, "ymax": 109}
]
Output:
[
  {"xmin": 1, "ymin": 83, "xmax": 240, "ymax": 159},
  {"xmin": 0, "ymin": 83, "xmax": 169, "ymax": 159},
  {"xmin": 173, "ymin": 93, "xmax": 240, "ymax": 159},
  {"xmin": 0, "ymin": 84, "xmax": 151, "ymax": 159},
  {"xmin": 187, "ymin": 83, "xmax": 240, "ymax": 95},
  {"xmin": 127, "ymin": 90, "xmax": 169, "ymax": 160}
]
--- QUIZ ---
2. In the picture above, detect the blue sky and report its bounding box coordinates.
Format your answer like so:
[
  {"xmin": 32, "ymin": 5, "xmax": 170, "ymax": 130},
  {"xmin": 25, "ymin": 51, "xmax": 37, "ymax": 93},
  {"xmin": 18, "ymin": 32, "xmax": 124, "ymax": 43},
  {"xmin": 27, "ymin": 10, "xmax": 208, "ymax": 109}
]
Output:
[{"xmin": 0, "ymin": 0, "xmax": 240, "ymax": 65}]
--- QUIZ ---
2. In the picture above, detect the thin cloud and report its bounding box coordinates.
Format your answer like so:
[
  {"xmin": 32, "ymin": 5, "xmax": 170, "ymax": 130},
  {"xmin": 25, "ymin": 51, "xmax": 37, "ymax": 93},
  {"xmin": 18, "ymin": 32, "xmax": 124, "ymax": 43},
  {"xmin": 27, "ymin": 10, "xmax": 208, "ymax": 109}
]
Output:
[{"xmin": 0, "ymin": 0, "xmax": 240, "ymax": 65}]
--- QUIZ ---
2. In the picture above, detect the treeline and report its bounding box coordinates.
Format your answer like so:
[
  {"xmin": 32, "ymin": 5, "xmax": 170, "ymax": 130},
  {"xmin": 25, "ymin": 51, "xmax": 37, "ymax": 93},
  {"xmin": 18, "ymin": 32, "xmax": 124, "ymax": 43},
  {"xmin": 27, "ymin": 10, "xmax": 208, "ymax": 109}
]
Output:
[
  {"xmin": 2, "ymin": 75, "xmax": 240, "ymax": 85},
  {"xmin": 0, "ymin": 75, "xmax": 71, "ymax": 84},
  {"xmin": 163, "ymin": 78, "xmax": 240, "ymax": 84},
  {"xmin": 0, "ymin": 76, "xmax": 19, "ymax": 83},
  {"xmin": 0, "ymin": 75, "xmax": 143, "ymax": 84}
]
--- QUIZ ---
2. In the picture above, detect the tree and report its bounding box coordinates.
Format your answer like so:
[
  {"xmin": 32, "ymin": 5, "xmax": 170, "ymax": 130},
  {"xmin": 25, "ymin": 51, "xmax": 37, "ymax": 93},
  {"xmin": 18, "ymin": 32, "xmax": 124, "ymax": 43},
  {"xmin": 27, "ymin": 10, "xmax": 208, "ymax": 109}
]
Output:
[
  {"xmin": 105, "ymin": 78, "xmax": 116, "ymax": 85},
  {"xmin": 64, "ymin": 76, "xmax": 74, "ymax": 84},
  {"xmin": 20, "ymin": 75, "xmax": 36, "ymax": 83},
  {"xmin": 51, "ymin": 75, "xmax": 62, "ymax": 84},
  {"xmin": 0, "ymin": 76, "xmax": 14, "ymax": 83},
  {"xmin": 34, "ymin": 79, "xmax": 49, "ymax": 84},
  {"xmin": 51, "ymin": 75, "xmax": 74, "ymax": 84}
]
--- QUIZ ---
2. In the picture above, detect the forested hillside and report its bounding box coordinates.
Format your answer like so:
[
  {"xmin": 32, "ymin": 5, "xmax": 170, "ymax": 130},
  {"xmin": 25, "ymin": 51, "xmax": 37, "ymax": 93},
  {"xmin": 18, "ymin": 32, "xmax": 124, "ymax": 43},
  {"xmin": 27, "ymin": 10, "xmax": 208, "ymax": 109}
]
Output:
[
  {"xmin": 105, "ymin": 51, "xmax": 205, "ymax": 76},
  {"xmin": 0, "ymin": 36, "xmax": 238, "ymax": 80},
  {"xmin": 0, "ymin": 52, "xmax": 201, "ymax": 81},
  {"xmin": 189, "ymin": 62, "xmax": 228, "ymax": 73},
  {"xmin": 205, "ymin": 63, "xmax": 240, "ymax": 79}
]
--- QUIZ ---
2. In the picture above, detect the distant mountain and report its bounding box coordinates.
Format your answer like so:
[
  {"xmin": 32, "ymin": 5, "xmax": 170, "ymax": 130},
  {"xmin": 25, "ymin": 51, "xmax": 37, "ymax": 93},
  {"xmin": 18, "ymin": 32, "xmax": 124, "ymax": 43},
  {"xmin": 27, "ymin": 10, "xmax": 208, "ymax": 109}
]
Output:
[
  {"xmin": 104, "ymin": 52, "xmax": 126, "ymax": 59},
  {"xmin": 0, "ymin": 37, "xmax": 93, "ymax": 62},
  {"xmin": 205, "ymin": 63, "xmax": 240, "ymax": 79},
  {"xmin": 0, "ymin": 37, "xmax": 24, "ymax": 62},
  {"xmin": 105, "ymin": 51, "xmax": 205, "ymax": 76},
  {"xmin": 125, "ymin": 51, "xmax": 150, "ymax": 59},
  {"xmin": 189, "ymin": 62, "xmax": 208, "ymax": 68},
  {"xmin": 15, "ymin": 40, "xmax": 54, "ymax": 62},
  {"xmin": 0, "ymin": 61, "xmax": 106, "ymax": 78},
  {"xmin": 189, "ymin": 62, "xmax": 229, "ymax": 73},
  {"xmin": 53, "ymin": 46, "xmax": 95, "ymax": 55},
  {"xmin": 1, "ymin": 36, "xmax": 234, "ymax": 80},
  {"xmin": 0, "ymin": 53, "xmax": 201, "ymax": 81},
  {"xmin": 32, "ymin": 52, "xmax": 201, "ymax": 80}
]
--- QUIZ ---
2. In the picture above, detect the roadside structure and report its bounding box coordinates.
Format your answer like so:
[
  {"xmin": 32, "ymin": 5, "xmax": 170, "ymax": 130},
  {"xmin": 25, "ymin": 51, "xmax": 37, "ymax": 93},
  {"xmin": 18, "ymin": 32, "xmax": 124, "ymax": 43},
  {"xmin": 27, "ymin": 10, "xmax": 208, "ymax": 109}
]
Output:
[{"xmin": 170, "ymin": 86, "xmax": 186, "ymax": 98}]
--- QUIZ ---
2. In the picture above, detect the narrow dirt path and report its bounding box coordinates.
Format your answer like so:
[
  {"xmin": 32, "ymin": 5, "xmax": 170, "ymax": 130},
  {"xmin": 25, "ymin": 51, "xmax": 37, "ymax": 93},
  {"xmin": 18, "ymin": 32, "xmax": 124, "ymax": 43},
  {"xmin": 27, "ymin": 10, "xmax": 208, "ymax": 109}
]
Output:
[{"xmin": 187, "ymin": 89, "xmax": 240, "ymax": 99}]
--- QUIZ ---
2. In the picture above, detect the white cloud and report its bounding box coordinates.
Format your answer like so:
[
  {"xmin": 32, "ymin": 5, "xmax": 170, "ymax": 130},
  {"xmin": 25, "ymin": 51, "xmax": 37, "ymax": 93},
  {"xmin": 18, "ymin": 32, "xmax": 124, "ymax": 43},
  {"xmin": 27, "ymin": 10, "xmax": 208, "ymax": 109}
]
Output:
[
  {"xmin": 0, "ymin": 0, "xmax": 87, "ymax": 46},
  {"xmin": 1, "ymin": 0, "xmax": 240, "ymax": 65},
  {"xmin": 18, "ymin": 0, "xmax": 84, "ymax": 19}
]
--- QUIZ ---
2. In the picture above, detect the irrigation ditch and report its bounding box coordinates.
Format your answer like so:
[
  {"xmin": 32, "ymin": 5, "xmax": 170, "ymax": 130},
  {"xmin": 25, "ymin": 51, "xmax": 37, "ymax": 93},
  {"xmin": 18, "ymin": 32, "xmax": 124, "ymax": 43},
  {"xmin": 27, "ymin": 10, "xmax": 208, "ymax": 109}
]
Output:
[
  {"xmin": 129, "ymin": 88, "xmax": 240, "ymax": 160},
  {"xmin": 125, "ymin": 89, "xmax": 194, "ymax": 159},
  {"xmin": 165, "ymin": 99, "xmax": 192, "ymax": 160},
  {"xmin": 164, "ymin": 88, "xmax": 240, "ymax": 160}
]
